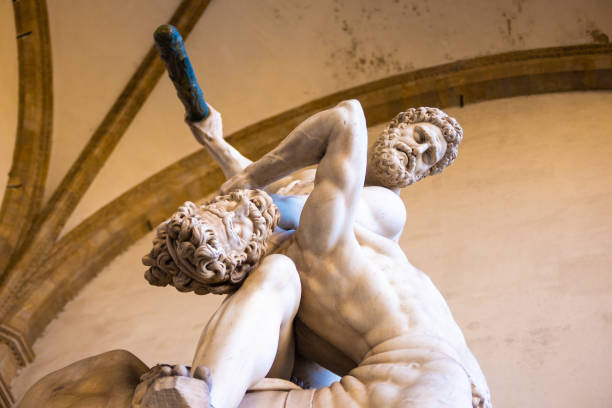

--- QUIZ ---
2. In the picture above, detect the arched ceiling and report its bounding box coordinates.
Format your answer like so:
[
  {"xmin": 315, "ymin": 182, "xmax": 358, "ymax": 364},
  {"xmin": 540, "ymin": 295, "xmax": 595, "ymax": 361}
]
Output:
[{"xmin": 0, "ymin": 0, "xmax": 611, "ymax": 405}]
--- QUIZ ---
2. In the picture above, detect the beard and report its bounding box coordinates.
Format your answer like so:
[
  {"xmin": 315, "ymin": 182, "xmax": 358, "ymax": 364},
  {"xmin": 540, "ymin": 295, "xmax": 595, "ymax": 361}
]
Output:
[
  {"xmin": 143, "ymin": 195, "xmax": 274, "ymax": 296},
  {"xmin": 370, "ymin": 130, "xmax": 419, "ymax": 189}
]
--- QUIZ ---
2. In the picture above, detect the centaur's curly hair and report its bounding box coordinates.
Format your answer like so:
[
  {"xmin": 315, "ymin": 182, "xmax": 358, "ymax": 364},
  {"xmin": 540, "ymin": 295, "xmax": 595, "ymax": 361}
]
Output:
[
  {"xmin": 142, "ymin": 189, "xmax": 279, "ymax": 295},
  {"xmin": 371, "ymin": 107, "xmax": 463, "ymax": 189}
]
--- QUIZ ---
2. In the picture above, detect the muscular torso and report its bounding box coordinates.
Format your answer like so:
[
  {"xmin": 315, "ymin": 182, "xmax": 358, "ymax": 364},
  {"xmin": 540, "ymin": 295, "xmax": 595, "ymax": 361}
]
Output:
[{"xmin": 278, "ymin": 187, "xmax": 483, "ymax": 384}]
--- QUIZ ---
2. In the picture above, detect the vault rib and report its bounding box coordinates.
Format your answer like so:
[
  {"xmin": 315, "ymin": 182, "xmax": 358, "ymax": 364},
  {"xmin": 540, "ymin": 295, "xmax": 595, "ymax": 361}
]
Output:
[{"xmin": 0, "ymin": 0, "xmax": 52, "ymax": 283}]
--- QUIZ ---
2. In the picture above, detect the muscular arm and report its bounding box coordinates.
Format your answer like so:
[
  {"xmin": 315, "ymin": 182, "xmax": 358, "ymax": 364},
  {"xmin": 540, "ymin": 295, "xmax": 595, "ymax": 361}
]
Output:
[
  {"xmin": 221, "ymin": 99, "xmax": 368, "ymax": 252},
  {"xmin": 187, "ymin": 104, "xmax": 308, "ymax": 231}
]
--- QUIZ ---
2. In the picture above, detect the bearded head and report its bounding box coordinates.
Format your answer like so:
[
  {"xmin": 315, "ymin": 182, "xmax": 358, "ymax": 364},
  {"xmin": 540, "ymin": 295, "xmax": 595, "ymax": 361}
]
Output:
[
  {"xmin": 142, "ymin": 189, "xmax": 279, "ymax": 295},
  {"xmin": 370, "ymin": 107, "xmax": 463, "ymax": 189}
]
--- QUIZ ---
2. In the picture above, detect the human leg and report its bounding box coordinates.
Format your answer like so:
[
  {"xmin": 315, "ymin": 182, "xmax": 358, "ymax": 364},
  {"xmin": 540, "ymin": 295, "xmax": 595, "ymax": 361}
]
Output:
[{"xmin": 191, "ymin": 254, "xmax": 301, "ymax": 408}]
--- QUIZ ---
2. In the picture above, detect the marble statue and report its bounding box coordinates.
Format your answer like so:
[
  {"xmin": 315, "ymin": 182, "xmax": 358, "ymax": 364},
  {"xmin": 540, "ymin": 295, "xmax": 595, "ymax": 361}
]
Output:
[
  {"xmin": 19, "ymin": 25, "xmax": 491, "ymax": 408},
  {"xmin": 137, "ymin": 100, "xmax": 492, "ymax": 408},
  {"xmin": 19, "ymin": 100, "xmax": 491, "ymax": 408}
]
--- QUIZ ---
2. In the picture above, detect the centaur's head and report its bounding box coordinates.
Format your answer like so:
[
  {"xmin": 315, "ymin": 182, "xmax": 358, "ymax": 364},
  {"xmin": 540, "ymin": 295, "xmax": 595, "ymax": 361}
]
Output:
[{"xmin": 143, "ymin": 189, "xmax": 279, "ymax": 294}]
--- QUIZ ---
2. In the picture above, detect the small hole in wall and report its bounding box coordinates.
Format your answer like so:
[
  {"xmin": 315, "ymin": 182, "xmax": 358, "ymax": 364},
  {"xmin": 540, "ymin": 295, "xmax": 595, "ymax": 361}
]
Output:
[{"xmin": 459, "ymin": 94, "xmax": 464, "ymax": 108}]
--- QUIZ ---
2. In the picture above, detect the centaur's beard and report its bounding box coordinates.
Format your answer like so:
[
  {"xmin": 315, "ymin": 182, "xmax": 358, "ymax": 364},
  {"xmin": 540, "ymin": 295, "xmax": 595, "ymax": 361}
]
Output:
[{"xmin": 370, "ymin": 132, "xmax": 419, "ymax": 189}]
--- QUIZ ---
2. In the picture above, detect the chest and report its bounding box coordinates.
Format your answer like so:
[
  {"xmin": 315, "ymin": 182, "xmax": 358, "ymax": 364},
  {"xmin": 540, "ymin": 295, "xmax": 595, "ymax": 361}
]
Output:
[{"xmin": 355, "ymin": 187, "xmax": 406, "ymax": 241}]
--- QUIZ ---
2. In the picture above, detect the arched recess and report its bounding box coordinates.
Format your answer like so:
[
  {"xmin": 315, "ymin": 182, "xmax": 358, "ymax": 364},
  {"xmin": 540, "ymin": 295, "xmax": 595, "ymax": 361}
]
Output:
[{"xmin": 2, "ymin": 43, "xmax": 611, "ymax": 404}]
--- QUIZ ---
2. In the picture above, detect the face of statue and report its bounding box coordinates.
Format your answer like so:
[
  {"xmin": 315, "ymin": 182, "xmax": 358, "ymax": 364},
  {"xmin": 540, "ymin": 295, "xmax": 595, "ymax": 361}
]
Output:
[
  {"xmin": 392, "ymin": 122, "xmax": 447, "ymax": 179},
  {"xmin": 369, "ymin": 121, "xmax": 448, "ymax": 188},
  {"xmin": 199, "ymin": 197, "xmax": 254, "ymax": 254}
]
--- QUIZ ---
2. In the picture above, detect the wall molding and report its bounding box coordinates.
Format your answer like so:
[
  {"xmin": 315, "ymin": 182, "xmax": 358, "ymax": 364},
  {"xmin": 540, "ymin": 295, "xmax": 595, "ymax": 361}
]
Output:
[{"xmin": 0, "ymin": 325, "xmax": 34, "ymax": 367}]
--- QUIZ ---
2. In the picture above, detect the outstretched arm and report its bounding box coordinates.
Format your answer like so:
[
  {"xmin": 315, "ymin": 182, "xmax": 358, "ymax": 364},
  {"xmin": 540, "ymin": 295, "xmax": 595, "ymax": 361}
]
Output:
[
  {"xmin": 221, "ymin": 99, "xmax": 368, "ymax": 252},
  {"xmin": 155, "ymin": 24, "xmax": 251, "ymax": 179},
  {"xmin": 187, "ymin": 104, "xmax": 253, "ymax": 179},
  {"xmin": 187, "ymin": 104, "xmax": 310, "ymax": 232}
]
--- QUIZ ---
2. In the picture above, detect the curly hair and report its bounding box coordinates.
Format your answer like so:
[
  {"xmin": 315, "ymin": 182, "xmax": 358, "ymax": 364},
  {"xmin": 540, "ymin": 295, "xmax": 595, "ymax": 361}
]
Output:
[
  {"xmin": 142, "ymin": 189, "xmax": 279, "ymax": 295},
  {"xmin": 370, "ymin": 107, "xmax": 463, "ymax": 189}
]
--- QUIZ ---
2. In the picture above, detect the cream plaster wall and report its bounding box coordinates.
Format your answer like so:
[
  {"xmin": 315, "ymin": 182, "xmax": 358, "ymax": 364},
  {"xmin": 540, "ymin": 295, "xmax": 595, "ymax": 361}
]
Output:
[
  {"xmin": 12, "ymin": 92, "xmax": 612, "ymax": 407},
  {"xmin": 0, "ymin": 1, "xmax": 18, "ymax": 204},
  {"xmin": 398, "ymin": 92, "xmax": 612, "ymax": 407},
  {"xmin": 43, "ymin": 0, "xmax": 182, "ymax": 202}
]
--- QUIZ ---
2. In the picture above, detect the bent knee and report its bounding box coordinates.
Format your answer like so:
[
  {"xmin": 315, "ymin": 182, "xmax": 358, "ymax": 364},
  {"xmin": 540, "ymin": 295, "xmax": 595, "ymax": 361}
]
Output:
[
  {"xmin": 330, "ymin": 100, "xmax": 366, "ymax": 138},
  {"xmin": 98, "ymin": 349, "xmax": 142, "ymax": 364},
  {"xmin": 81, "ymin": 349, "xmax": 149, "ymax": 376},
  {"xmin": 20, "ymin": 350, "xmax": 148, "ymax": 408},
  {"xmin": 247, "ymin": 255, "xmax": 301, "ymax": 298}
]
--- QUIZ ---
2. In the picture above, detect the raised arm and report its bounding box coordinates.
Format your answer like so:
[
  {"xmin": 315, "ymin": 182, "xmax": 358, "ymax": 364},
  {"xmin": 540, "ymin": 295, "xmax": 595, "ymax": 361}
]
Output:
[
  {"xmin": 187, "ymin": 104, "xmax": 253, "ymax": 179},
  {"xmin": 221, "ymin": 99, "xmax": 368, "ymax": 252}
]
